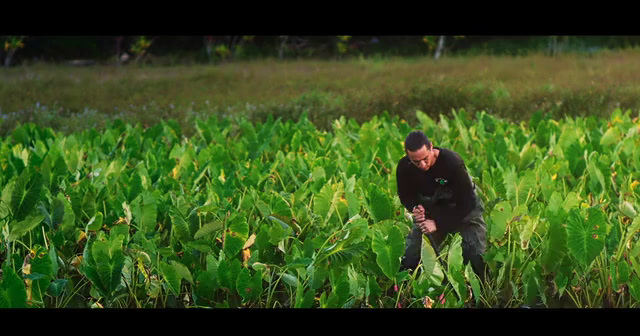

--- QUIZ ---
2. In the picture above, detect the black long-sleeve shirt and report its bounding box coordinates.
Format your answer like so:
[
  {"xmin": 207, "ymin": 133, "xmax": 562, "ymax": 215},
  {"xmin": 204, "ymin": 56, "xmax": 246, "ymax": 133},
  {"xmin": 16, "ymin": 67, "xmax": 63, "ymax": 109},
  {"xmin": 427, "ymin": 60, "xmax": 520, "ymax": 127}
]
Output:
[{"xmin": 396, "ymin": 147, "xmax": 478, "ymax": 234}]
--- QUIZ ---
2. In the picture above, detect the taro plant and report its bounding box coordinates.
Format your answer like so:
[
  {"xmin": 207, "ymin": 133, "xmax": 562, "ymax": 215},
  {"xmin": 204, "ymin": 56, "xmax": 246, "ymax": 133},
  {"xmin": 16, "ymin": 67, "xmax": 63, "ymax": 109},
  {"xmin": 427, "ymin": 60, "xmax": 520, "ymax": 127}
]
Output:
[{"xmin": 2, "ymin": 107, "xmax": 640, "ymax": 308}]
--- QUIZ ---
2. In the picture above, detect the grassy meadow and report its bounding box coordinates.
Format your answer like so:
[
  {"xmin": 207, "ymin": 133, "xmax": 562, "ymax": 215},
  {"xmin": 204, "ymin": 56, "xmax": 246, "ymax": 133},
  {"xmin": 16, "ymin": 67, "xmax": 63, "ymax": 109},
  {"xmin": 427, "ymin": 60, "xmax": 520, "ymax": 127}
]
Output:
[{"xmin": 2, "ymin": 50, "xmax": 640, "ymax": 135}]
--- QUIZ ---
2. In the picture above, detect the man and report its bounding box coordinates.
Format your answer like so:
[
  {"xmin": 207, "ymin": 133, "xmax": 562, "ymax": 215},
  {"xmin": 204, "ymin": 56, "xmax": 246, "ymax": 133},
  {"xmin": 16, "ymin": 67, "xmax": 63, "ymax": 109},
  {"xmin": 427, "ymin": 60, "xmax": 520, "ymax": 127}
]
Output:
[{"xmin": 396, "ymin": 130, "xmax": 487, "ymax": 282}]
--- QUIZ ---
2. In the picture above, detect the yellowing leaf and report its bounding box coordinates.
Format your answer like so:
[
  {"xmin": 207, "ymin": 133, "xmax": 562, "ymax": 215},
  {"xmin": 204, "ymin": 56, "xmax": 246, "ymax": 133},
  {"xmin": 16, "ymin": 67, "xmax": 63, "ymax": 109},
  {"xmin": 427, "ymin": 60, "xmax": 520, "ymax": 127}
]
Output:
[
  {"xmin": 70, "ymin": 255, "xmax": 83, "ymax": 267},
  {"xmin": 242, "ymin": 249, "xmax": 251, "ymax": 267},
  {"xmin": 76, "ymin": 231, "xmax": 86, "ymax": 243},
  {"xmin": 243, "ymin": 234, "xmax": 257, "ymax": 250}
]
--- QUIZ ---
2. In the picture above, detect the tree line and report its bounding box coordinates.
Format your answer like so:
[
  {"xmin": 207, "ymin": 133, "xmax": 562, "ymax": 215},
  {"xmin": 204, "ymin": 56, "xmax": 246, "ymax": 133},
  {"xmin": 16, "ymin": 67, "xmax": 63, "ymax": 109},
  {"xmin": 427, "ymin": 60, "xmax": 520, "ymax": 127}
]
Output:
[{"xmin": 2, "ymin": 36, "xmax": 640, "ymax": 67}]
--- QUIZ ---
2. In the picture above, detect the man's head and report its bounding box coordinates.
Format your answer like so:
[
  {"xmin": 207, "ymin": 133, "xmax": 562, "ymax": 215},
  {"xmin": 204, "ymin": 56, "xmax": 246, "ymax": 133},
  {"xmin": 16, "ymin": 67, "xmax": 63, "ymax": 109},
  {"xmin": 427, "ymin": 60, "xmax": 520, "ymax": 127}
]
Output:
[{"xmin": 404, "ymin": 131, "xmax": 436, "ymax": 171}]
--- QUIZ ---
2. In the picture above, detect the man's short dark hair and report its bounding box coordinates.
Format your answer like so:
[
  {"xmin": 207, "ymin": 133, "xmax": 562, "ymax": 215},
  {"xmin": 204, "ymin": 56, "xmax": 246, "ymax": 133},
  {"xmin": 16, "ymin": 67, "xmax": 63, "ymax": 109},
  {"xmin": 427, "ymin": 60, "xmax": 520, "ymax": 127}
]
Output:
[{"xmin": 405, "ymin": 131, "xmax": 431, "ymax": 151}]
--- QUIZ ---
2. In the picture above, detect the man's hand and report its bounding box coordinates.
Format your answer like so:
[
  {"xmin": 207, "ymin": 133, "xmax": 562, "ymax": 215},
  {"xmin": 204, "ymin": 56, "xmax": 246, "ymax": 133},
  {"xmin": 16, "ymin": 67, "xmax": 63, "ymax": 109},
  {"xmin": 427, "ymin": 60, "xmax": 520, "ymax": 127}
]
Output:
[
  {"xmin": 413, "ymin": 205, "xmax": 436, "ymax": 234},
  {"xmin": 412, "ymin": 205, "xmax": 425, "ymax": 223},
  {"xmin": 418, "ymin": 219, "xmax": 437, "ymax": 234}
]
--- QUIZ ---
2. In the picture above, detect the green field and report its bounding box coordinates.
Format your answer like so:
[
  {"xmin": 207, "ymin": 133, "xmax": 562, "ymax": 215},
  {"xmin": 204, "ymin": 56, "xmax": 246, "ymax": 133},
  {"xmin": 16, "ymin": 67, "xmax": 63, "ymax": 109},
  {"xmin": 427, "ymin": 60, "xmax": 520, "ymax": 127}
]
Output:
[
  {"xmin": 1, "ymin": 108, "xmax": 640, "ymax": 308},
  {"xmin": 3, "ymin": 51, "xmax": 640, "ymax": 135},
  {"xmin": 2, "ymin": 52, "xmax": 640, "ymax": 308}
]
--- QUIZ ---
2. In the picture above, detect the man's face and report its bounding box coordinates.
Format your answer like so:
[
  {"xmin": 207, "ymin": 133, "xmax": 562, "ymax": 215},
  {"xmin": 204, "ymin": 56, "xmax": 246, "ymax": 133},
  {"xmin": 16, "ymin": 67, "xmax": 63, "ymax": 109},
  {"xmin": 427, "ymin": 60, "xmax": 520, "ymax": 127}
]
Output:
[{"xmin": 406, "ymin": 144, "xmax": 435, "ymax": 171}]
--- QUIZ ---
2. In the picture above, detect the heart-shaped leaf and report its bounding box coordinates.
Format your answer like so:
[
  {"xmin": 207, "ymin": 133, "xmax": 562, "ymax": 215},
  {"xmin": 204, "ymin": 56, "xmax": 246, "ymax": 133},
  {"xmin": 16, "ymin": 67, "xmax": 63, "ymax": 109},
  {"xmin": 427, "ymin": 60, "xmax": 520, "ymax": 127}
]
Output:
[
  {"xmin": 11, "ymin": 169, "xmax": 43, "ymax": 221},
  {"xmin": 371, "ymin": 226, "xmax": 404, "ymax": 280},
  {"xmin": 566, "ymin": 207, "xmax": 607, "ymax": 271}
]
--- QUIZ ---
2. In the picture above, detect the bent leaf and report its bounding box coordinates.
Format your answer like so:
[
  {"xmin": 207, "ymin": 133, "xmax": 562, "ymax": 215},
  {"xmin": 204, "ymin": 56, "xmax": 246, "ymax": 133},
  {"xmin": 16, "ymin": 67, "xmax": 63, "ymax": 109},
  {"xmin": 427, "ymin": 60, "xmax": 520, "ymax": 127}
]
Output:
[
  {"xmin": 194, "ymin": 220, "xmax": 223, "ymax": 239},
  {"xmin": 8, "ymin": 214, "xmax": 45, "ymax": 242}
]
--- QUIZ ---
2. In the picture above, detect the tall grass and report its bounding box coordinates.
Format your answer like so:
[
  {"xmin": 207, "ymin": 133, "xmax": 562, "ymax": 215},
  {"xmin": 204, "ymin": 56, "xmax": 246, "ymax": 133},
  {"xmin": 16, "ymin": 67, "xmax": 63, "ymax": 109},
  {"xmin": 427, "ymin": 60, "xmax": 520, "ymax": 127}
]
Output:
[{"xmin": 2, "ymin": 50, "xmax": 640, "ymax": 135}]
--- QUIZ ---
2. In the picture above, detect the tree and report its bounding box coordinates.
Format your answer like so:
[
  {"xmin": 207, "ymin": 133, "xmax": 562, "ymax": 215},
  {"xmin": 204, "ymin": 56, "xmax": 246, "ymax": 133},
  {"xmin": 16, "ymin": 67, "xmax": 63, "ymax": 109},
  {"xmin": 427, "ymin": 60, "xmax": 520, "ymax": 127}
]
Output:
[
  {"xmin": 204, "ymin": 36, "xmax": 255, "ymax": 63},
  {"xmin": 115, "ymin": 36, "xmax": 124, "ymax": 66},
  {"xmin": 548, "ymin": 36, "xmax": 569, "ymax": 56},
  {"xmin": 422, "ymin": 35, "xmax": 463, "ymax": 60},
  {"xmin": 204, "ymin": 36, "xmax": 215, "ymax": 63},
  {"xmin": 3, "ymin": 36, "xmax": 25, "ymax": 67},
  {"xmin": 336, "ymin": 36, "xmax": 351, "ymax": 59},
  {"xmin": 278, "ymin": 36, "xmax": 288, "ymax": 60},
  {"xmin": 434, "ymin": 36, "xmax": 446, "ymax": 60},
  {"xmin": 130, "ymin": 36, "xmax": 153, "ymax": 64}
]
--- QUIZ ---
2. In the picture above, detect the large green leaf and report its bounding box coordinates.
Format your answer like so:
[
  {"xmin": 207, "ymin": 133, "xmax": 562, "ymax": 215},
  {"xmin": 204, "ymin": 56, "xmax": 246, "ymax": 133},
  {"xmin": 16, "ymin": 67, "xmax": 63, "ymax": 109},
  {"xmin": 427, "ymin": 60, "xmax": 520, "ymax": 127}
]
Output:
[
  {"xmin": 534, "ymin": 120, "xmax": 550, "ymax": 148},
  {"xmin": 86, "ymin": 212, "xmax": 103, "ymax": 231},
  {"xmin": 317, "ymin": 234, "xmax": 366, "ymax": 268},
  {"xmin": 0, "ymin": 180, "xmax": 15, "ymax": 221},
  {"xmin": 504, "ymin": 168, "xmax": 536, "ymax": 206},
  {"xmin": 81, "ymin": 234, "xmax": 126, "ymax": 300},
  {"xmin": 131, "ymin": 192, "xmax": 156, "ymax": 235},
  {"xmin": 268, "ymin": 221, "xmax": 286, "ymax": 245},
  {"xmin": 489, "ymin": 201, "xmax": 512, "ymax": 242},
  {"xmin": 563, "ymin": 192, "xmax": 581, "ymax": 212},
  {"xmin": 50, "ymin": 156, "xmax": 68, "ymax": 193},
  {"xmin": 271, "ymin": 192, "xmax": 293, "ymax": 219},
  {"xmin": 630, "ymin": 274, "xmax": 640, "ymax": 302},
  {"xmin": 587, "ymin": 154, "xmax": 606, "ymax": 196},
  {"xmin": 194, "ymin": 220, "xmax": 223, "ymax": 239},
  {"xmin": 57, "ymin": 193, "xmax": 75, "ymax": 237},
  {"xmin": 8, "ymin": 214, "xmax": 45, "ymax": 242},
  {"xmin": 447, "ymin": 234, "xmax": 464, "ymax": 273},
  {"xmin": 128, "ymin": 173, "xmax": 143, "ymax": 203},
  {"xmin": 223, "ymin": 235, "xmax": 245, "ymax": 259},
  {"xmin": 345, "ymin": 191, "xmax": 360, "ymax": 219},
  {"xmin": 565, "ymin": 141, "xmax": 586, "ymax": 178},
  {"xmin": 172, "ymin": 261, "xmax": 193, "ymax": 284},
  {"xmin": 50, "ymin": 197, "xmax": 65, "ymax": 230},
  {"xmin": 11, "ymin": 169, "xmax": 43, "ymax": 221},
  {"xmin": 313, "ymin": 181, "xmax": 343, "ymax": 225},
  {"xmin": 452, "ymin": 109, "xmax": 471, "ymax": 151},
  {"xmin": 228, "ymin": 214, "xmax": 249, "ymax": 238},
  {"xmin": 159, "ymin": 261, "xmax": 182, "ymax": 295},
  {"xmin": 465, "ymin": 263, "xmax": 482, "ymax": 306},
  {"xmin": 519, "ymin": 216, "xmax": 539, "ymax": 250},
  {"xmin": 600, "ymin": 126, "xmax": 621, "ymax": 146},
  {"xmin": 27, "ymin": 245, "xmax": 54, "ymax": 303},
  {"xmin": 446, "ymin": 235, "xmax": 468, "ymax": 302},
  {"xmin": 326, "ymin": 270, "xmax": 350, "ymax": 308},
  {"xmin": 566, "ymin": 207, "xmax": 607, "ymax": 270},
  {"xmin": 371, "ymin": 226, "xmax": 404, "ymax": 280},
  {"xmin": 541, "ymin": 199, "xmax": 568, "ymax": 273},
  {"xmin": 519, "ymin": 142, "xmax": 540, "ymax": 171},
  {"xmin": 420, "ymin": 234, "xmax": 437, "ymax": 277},
  {"xmin": 169, "ymin": 207, "xmax": 192, "ymax": 243},
  {"xmin": 195, "ymin": 269, "xmax": 218, "ymax": 302},
  {"xmin": 368, "ymin": 183, "xmax": 393, "ymax": 222},
  {"xmin": 236, "ymin": 268, "xmax": 252, "ymax": 301},
  {"xmin": 0, "ymin": 264, "xmax": 27, "ymax": 308},
  {"xmin": 416, "ymin": 110, "xmax": 436, "ymax": 131},
  {"xmin": 81, "ymin": 188, "xmax": 96, "ymax": 222}
]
